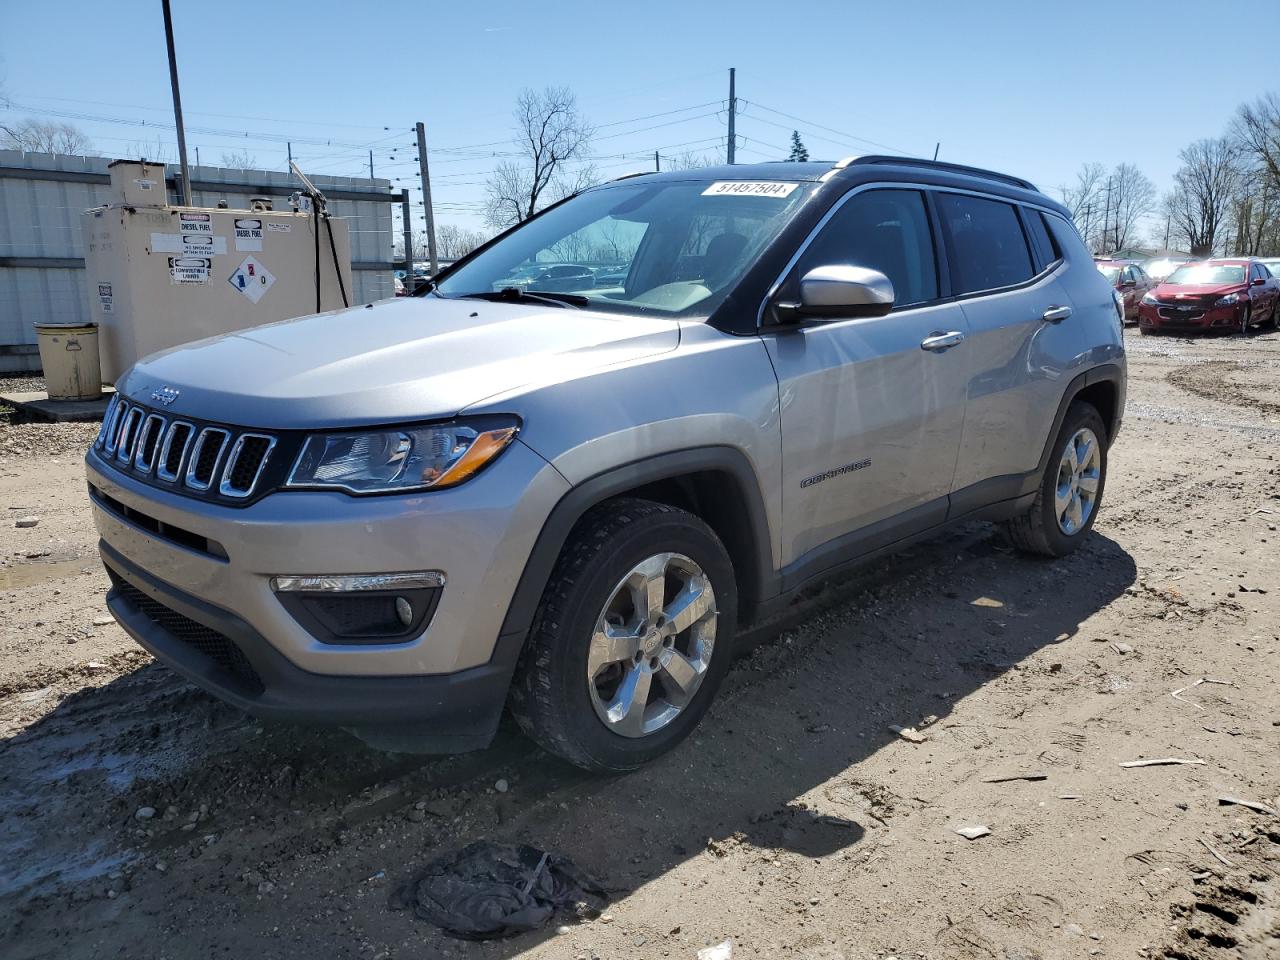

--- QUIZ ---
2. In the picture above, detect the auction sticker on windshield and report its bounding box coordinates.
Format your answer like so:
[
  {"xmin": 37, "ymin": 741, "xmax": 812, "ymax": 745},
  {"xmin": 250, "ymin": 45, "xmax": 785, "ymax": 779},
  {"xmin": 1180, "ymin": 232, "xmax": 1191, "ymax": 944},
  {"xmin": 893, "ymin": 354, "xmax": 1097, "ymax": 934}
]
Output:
[{"xmin": 701, "ymin": 181, "xmax": 799, "ymax": 198}]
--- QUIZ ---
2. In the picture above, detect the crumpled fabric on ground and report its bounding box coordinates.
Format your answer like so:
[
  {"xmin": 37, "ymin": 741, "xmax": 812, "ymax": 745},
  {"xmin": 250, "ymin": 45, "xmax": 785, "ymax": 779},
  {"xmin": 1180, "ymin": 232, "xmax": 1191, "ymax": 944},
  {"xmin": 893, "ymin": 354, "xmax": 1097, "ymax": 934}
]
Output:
[{"xmin": 390, "ymin": 841, "xmax": 609, "ymax": 940}]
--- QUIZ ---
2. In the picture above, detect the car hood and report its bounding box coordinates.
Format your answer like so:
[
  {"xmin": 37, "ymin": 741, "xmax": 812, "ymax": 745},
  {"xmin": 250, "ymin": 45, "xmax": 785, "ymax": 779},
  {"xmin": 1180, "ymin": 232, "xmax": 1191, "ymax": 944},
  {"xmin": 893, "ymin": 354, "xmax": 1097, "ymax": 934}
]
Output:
[
  {"xmin": 1152, "ymin": 282, "xmax": 1246, "ymax": 300},
  {"xmin": 116, "ymin": 296, "xmax": 680, "ymax": 429}
]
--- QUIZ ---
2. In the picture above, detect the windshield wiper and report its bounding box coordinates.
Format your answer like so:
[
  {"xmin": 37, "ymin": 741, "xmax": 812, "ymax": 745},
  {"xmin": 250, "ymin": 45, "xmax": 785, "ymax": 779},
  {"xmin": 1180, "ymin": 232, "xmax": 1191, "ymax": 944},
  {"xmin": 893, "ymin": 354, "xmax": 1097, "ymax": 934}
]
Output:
[{"xmin": 454, "ymin": 287, "xmax": 589, "ymax": 309}]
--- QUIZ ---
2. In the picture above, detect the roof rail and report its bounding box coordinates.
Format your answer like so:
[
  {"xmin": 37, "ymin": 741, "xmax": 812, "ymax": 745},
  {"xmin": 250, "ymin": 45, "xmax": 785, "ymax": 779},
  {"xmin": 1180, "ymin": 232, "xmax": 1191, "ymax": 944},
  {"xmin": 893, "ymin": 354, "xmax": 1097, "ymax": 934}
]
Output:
[
  {"xmin": 610, "ymin": 170, "xmax": 657, "ymax": 183},
  {"xmin": 848, "ymin": 155, "xmax": 1037, "ymax": 192}
]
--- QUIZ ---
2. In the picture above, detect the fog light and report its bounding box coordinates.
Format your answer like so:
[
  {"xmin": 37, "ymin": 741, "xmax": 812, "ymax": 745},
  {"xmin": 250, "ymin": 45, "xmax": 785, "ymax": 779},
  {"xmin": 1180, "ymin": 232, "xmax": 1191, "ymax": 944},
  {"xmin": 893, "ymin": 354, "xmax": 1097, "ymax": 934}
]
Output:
[
  {"xmin": 270, "ymin": 571, "xmax": 444, "ymax": 645},
  {"xmin": 395, "ymin": 596, "xmax": 413, "ymax": 628}
]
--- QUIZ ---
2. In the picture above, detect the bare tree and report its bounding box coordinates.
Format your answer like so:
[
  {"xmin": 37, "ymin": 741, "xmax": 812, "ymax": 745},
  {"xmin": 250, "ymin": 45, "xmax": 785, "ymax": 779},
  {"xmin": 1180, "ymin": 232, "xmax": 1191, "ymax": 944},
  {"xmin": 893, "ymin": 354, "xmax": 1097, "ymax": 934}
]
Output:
[
  {"xmin": 121, "ymin": 139, "xmax": 177, "ymax": 163},
  {"xmin": 1, "ymin": 118, "xmax": 93, "ymax": 155},
  {"xmin": 1059, "ymin": 162, "xmax": 1107, "ymax": 253},
  {"xmin": 1230, "ymin": 94, "xmax": 1280, "ymax": 256},
  {"xmin": 436, "ymin": 224, "xmax": 489, "ymax": 259},
  {"xmin": 1233, "ymin": 93, "xmax": 1280, "ymax": 188},
  {"xmin": 663, "ymin": 150, "xmax": 717, "ymax": 171},
  {"xmin": 219, "ymin": 149, "xmax": 257, "ymax": 169},
  {"xmin": 1107, "ymin": 163, "xmax": 1156, "ymax": 251},
  {"xmin": 1164, "ymin": 137, "xmax": 1242, "ymax": 256},
  {"xmin": 483, "ymin": 87, "xmax": 593, "ymax": 229}
]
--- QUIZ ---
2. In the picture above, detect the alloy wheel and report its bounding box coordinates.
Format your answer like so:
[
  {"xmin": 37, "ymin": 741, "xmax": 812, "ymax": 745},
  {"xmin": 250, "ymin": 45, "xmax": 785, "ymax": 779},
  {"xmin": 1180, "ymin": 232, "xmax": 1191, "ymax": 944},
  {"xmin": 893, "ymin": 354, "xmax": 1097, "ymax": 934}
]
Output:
[
  {"xmin": 1055, "ymin": 427, "xmax": 1101, "ymax": 536},
  {"xmin": 586, "ymin": 552, "xmax": 717, "ymax": 738}
]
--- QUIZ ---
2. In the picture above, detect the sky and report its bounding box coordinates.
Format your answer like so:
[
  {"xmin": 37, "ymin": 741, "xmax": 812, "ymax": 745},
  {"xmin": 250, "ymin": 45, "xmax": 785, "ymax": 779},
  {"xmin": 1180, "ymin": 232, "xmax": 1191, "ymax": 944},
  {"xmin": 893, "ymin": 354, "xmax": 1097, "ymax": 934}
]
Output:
[{"xmin": 2, "ymin": 0, "xmax": 1274, "ymax": 243}]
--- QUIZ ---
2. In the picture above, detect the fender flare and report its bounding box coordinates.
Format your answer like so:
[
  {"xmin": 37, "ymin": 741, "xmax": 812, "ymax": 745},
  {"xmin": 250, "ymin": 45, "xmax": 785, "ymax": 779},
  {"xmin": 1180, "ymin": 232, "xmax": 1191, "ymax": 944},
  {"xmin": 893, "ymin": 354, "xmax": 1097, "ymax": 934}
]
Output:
[
  {"xmin": 1033, "ymin": 362, "xmax": 1125, "ymax": 481},
  {"xmin": 496, "ymin": 446, "xmax": 775, "ymax": 649}
]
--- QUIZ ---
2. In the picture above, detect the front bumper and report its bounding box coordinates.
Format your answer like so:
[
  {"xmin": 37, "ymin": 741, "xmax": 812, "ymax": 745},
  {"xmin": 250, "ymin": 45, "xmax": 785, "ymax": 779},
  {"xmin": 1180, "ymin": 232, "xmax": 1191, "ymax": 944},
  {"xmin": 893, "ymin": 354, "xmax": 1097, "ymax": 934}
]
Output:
[
  {"xmin": 1138, "ymin": 301, "xmax": 1241, "ymax": 332},
  {"xmin": 86, "ymin": 440, "xmax": 569, "ymax": 742}
]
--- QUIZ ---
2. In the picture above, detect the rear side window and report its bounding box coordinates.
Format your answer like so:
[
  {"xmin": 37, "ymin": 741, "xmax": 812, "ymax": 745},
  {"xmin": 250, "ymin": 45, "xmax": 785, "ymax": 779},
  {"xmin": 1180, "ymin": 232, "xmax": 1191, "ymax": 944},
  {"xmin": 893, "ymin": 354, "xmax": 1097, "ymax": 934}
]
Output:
[
  {"xmin": 1043, "ymin": 212, "xmax": 1094, "ymax": 267},
  {"xmin": 1022, "ymin": 209, "xmax": 1060, "ymax": 271},
  {"xmin": 796, "ymin": 189, "xmax": 938, "ymax": 307},
  {"xmin": 936, "ymin": 193, "xmax": 1034, "ymax": 294}
]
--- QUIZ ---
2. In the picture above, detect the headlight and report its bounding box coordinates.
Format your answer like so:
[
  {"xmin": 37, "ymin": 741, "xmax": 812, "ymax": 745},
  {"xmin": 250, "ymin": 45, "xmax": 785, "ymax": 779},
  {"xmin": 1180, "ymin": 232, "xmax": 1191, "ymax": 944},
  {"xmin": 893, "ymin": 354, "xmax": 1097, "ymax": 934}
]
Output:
[
  {"xmin": 286, "ymin": 419, "xmax": 518, "ymax": 494},
  {"xmin": 1214, "ymin": 293, "xmax": 1239, "ymax": 306},
  {"xmin": 1140, "ymin": 293, "xmax": 1158, "ymax": 305}
]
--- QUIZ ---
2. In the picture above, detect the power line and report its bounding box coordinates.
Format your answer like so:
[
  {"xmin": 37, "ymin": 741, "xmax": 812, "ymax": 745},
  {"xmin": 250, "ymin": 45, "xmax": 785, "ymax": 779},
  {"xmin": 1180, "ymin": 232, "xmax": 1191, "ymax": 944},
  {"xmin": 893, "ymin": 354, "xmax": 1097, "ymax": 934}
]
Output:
[{"xmin": 742, "ymin": 101, "xmax": 917, "ymax": 156}]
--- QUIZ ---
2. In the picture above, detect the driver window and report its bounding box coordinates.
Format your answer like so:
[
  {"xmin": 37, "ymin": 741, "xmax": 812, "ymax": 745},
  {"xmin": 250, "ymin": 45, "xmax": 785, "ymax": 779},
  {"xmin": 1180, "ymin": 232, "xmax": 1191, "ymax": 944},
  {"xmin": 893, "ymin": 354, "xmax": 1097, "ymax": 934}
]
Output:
[{"xmin": 795, "ymin": 189, "xmax": 939, "ymax": 308}]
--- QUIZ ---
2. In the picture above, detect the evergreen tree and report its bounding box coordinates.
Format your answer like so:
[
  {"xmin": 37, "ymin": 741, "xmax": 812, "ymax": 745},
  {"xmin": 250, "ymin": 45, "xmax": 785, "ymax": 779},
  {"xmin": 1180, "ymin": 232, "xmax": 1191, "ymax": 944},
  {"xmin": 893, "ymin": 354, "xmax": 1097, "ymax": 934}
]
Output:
[{"xmin": 788, "ymin": 131, "xmax": 810, "ymax": 162}]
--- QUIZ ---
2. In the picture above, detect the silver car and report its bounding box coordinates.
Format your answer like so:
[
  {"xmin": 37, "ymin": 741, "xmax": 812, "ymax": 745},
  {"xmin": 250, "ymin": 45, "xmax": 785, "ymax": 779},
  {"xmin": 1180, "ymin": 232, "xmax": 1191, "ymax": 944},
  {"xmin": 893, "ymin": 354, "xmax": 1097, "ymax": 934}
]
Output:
[{"xmin": 87, "ymin": 156, "xmax": 1126, "ymax": 772}]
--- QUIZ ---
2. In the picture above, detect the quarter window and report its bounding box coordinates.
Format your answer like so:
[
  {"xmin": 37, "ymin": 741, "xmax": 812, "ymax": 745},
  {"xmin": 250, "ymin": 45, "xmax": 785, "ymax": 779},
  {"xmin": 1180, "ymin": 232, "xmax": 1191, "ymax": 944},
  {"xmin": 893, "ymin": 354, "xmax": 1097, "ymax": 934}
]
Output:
[
  {"xmin": 936, "ymin": 193, "xmax": 1034, "ymax": 294},
  {"xmin": 796, "ymin": 189, "xmax": 938, "ymax": 307},
  {"xmin": 1022, "ymin": 209, "xmax": 1059, "ymax": 271}
]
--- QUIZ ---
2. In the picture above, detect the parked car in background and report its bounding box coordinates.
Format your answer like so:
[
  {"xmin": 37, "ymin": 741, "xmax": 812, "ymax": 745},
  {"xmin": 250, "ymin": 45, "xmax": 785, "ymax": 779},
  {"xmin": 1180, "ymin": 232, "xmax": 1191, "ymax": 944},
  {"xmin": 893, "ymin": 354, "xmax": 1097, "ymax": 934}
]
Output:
[
  {"xmin": 1141, "ymin": 255, "xmax": 1193, "ymax": 281},
  {"xmin": 394, "ymin": 275, "xmax": 406, "ymax": 297},
  {"xmin": 1138, "ymin": 259, "xmax": 1280, "ymax": 335},
  {"xmin": 1260, "ymin": 257, "xmax": 1280, "ymax": 279},
  {"xmin": 1095, "ymin": 259, "xmax": 1156, "ymax": 324},
  {"xmin": 496, "ymin": 262, "xmax": 596, "ymax": 293},
  {"xmin": 88, "ymin": 156, "xmax": 1125, "ymax": 772}
]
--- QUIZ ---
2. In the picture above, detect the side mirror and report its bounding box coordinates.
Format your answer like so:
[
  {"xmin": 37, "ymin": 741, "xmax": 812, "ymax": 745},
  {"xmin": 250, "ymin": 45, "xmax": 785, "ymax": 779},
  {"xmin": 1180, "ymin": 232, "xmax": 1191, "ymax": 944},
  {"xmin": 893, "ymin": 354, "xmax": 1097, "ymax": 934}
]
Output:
[
  {"xmin": 1251, "ymin": 277, "xmax": 1264, "ymax": 286},
  {"xmin": 774, "ymin": 265, "xmax": 895, "ymax": 323},
  {"xmin": 1119, "ymin": 279, "xmax": 1135, "ymax": 288}
]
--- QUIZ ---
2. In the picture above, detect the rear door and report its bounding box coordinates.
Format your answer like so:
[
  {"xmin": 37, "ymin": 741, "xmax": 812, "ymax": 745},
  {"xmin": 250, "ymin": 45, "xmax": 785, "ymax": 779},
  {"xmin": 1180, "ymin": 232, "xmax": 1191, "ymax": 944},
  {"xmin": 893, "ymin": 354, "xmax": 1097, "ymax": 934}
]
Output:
[
  {"xmin": 763, "ymin": 187, "xmax": 969, "ymax": 568},
  {"xmin": 936, "ymin": 193, "xmax": 1079, "ymax": 507}
]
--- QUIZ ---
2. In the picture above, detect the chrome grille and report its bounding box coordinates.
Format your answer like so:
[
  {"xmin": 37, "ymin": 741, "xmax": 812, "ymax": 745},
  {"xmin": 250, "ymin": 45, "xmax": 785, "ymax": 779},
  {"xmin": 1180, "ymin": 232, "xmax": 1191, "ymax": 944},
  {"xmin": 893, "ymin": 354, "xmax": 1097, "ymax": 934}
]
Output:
[
  {"xmin": 132, "ymin": 414, "xmax": 167, "ymax": 473},
  {"xmin": 186, "ymin": 428, "xmax": 230, "ymax": 490},
  {"xmin": 156, "ymin": 422, "xmax": 194, "ymax": 482},
  {"xmin": 94, "ymin": 399, "xmax": 281, "ymax": 503},
  {"xmin": 218, "ymin": 434, "xmax": 276, "ymax": 498}
]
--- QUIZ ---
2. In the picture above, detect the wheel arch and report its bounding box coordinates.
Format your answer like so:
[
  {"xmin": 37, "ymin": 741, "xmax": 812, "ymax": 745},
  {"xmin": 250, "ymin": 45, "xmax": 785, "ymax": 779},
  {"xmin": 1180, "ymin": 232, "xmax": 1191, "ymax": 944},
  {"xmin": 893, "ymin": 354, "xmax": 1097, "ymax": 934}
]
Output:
[
  {"xmin": 497, "ymin": 447, "xmax": 775, "ymax": 650},
  {"xmin": 1035, "ymin": 363, "xmax": 1124, "ymax": 481}
]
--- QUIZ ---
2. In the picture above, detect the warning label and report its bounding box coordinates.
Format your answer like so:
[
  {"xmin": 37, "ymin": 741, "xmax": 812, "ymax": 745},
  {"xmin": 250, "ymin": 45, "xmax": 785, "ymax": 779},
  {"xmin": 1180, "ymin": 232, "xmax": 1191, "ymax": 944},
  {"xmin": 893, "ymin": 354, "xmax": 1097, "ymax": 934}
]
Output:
[
  {"xmin": 266, "ymin": 222, "xmax": 292, "ymax": 234},
  {"xmin": 98, "ymin": 283, "xmax": 114, "ymax": 313},
  {"xmin": 169, "ymin": 256, "xmax": 211, "ymax": 285},
  {"xmin": 233, "ymin": 217, "xmax": 264, "ymax": 252},
  {"xmin": 227, "ymin": 255, "xmax": 275, "ymax": 304},
  {"xmin": 152, "ymin": 232, "xmax": 226, "ymax": 255},
  {"xmin": 179, "ymin": 212, "xmax": 213, "ymax": 235}
]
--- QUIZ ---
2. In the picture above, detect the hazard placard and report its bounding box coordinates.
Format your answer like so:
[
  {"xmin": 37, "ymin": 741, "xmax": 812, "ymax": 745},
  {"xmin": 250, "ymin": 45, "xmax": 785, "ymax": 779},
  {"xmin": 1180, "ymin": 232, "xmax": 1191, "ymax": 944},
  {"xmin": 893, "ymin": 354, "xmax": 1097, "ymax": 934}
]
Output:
[{"xmin": 227, "ymin": 255, "xmax": 275, "ymax": 304}]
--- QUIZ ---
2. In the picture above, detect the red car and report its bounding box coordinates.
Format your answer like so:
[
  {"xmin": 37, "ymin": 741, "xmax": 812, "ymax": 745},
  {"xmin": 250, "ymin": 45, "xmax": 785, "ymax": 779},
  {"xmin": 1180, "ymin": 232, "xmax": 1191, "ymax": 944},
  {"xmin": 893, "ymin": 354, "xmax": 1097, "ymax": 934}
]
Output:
[
  {"xmin": 1095, "ymin": 259, "xmax": 1156, "ymax": 324},
  {"xmin": 1138, "ymin": 259, "xmax": 1280, "ymax": 335}
]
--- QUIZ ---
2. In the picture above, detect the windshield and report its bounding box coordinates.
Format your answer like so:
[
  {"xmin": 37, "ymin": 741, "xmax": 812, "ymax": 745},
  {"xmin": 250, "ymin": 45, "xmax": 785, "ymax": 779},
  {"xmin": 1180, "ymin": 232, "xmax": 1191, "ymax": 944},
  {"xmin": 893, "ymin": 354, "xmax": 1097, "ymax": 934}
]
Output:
[
  {"xmin": 1165, "ymin": 264, "xmax": 1245, "ymax": 285},
  {"xmin": 435, "ymin": 179, "xmax": 814, "ymax": 317},
  {"xmin": 1096, "ymin": 265, "xmax": 1121, "ymax": 282}
]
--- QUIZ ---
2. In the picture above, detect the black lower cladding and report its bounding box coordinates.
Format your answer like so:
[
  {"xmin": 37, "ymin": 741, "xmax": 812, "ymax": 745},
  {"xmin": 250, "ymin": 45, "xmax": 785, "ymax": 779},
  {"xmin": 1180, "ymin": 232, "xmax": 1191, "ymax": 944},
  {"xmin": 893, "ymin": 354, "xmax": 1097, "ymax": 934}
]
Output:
[
  {"xmin": 109, "ymin": 571, "xmax": 264, "ymax": 695},
  {"xmin": 99, "ymin": 541, "xmax": 522, "ymax": 750}
]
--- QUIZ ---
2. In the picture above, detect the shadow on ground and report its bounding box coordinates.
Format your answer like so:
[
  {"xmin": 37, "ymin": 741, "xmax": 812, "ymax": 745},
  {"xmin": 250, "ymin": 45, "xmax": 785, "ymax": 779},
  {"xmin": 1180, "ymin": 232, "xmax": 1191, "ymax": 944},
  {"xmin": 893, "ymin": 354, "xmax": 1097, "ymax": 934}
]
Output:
[{"xmin": 1, "ymin": 521, "xmax": 1137, "ymax": 957}]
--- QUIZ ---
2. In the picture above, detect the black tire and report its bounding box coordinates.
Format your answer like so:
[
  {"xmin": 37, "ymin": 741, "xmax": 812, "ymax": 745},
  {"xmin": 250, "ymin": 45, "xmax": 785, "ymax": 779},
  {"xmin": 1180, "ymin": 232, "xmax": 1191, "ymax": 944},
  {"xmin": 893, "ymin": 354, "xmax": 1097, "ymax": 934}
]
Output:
[
  {"xmin": 1240, "ymin": 304, "xmax": 1252, "ymax": 336},
  {"xmin": 1006, "ymin": 402, "xmax": 1108, "ymax": 558},
  {"xmin": 509, "ymin": 498, "xmax": 738, "ymax": 773},
  {"xmin": 1139, "ymin": 325, "xmax": 1156, "ymax": 336},
  {"xmin": 1270, "ymin": 298, "xmax": 1280, "ymax": 330}
]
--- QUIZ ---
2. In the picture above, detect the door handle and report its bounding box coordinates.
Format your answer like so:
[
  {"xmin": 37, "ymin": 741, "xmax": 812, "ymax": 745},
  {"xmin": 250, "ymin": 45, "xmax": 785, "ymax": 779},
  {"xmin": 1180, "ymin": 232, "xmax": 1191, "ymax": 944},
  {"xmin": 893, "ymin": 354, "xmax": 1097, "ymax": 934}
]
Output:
[
  {"xmin": 1041, "ymin": 304, "xmax": 1072, "ymax": 324},
  {"xmin": 920, "ymin": 331, "xmax": 965, "ymax": 352}
]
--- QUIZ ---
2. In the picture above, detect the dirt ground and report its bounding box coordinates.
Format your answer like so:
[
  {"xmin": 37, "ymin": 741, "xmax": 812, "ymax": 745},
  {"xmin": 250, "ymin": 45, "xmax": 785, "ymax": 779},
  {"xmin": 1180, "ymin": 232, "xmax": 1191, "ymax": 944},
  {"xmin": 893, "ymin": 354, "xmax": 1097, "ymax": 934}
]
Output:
[{"xmin": 1, "ymin": 326, "xmax": 1278, "ymax": 960}]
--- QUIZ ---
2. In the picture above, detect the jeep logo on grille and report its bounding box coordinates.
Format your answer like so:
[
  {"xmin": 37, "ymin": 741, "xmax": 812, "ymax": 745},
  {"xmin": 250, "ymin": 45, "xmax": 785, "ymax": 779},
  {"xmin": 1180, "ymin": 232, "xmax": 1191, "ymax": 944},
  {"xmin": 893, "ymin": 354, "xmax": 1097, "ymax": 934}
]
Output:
[{"xmin": 151, "ymin": 386, "xmax": 181, "ymax": 406}]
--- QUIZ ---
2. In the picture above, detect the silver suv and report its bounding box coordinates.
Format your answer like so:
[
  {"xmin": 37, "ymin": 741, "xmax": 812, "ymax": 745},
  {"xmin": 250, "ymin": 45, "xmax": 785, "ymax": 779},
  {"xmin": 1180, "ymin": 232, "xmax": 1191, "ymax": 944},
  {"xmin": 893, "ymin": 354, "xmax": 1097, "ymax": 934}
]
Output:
[{"xmin": 86, "ymin": 157, "xmax": 1126, "ymax": 772}]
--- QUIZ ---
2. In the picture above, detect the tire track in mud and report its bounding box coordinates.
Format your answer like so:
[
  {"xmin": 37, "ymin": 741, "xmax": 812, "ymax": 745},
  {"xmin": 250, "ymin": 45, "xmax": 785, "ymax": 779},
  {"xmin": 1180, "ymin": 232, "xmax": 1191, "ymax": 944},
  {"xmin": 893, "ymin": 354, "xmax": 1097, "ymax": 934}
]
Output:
[{"xmin": 1166, "ymin": 361, "xmax": 1280, "ymax": 416}]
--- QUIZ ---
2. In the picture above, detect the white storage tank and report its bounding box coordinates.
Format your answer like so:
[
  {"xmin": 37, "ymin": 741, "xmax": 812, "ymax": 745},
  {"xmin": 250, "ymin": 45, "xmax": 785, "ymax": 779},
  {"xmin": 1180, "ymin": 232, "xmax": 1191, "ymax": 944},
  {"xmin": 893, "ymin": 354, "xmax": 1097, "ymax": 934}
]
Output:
[{"xmin": 82, "ymin": 160, "xmax": 353, "ymax": 382}]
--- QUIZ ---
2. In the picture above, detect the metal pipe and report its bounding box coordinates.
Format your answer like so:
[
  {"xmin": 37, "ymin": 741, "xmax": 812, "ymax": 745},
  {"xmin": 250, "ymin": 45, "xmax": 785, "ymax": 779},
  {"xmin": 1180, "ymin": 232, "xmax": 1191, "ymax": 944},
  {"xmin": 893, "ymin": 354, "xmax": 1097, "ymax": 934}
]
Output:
[{"xmin": 161, "ymin": 0, "xmax": 192, "ymax": 206}]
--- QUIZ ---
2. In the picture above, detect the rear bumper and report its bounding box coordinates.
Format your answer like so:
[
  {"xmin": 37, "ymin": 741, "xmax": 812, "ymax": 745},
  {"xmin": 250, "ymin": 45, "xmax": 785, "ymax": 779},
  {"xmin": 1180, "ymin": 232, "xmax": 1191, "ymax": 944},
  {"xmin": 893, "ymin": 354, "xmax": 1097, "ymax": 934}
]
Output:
[{"xmin": 102, "ymin": 540, "xmax": 519, "ymax": 750}]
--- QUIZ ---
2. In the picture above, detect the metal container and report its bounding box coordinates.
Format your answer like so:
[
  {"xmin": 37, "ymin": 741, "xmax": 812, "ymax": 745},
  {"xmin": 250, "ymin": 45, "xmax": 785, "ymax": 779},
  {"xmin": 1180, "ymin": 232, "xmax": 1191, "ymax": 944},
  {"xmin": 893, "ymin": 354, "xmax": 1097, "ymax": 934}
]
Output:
[{"xmin": 34, "ymin": 321, "xmax": 102, "ymax": 400}]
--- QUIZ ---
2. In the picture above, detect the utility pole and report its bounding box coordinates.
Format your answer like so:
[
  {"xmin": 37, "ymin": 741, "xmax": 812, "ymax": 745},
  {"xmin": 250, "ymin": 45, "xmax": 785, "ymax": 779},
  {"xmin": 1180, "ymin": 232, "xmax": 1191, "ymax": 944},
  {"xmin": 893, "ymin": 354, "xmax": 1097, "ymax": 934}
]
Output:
[
  {"xmin": 1163, "ymin": 214, "xmax": 1171, "ymax": 250},
  {"xmin": 369, "ymin": 149, "xmax": 375, "ymax": 180},
  {"xmin": 654, "ymin": 150, "xmax": 660, "ymax": 172},
  {"xmin": 415, "ymin": 121, "xmax": 439, "ymax": 276},
  {"xmin": 195, "ymin": 146, "xmax": 200, "ymax": 168},
  {"xmin": 400, "ymin": 188, "xmax": 414, "ymax": 292},
  {"xmin": 161, "ymin": 0, "xmax": 192, "ymax": 205},
  {"xmin": 726, "ymin": 68, "xmax": 736, "ymax": 165},
  {"xmin": 933, "ymin": 142, "xmax": 940, "ymax": 161},
  {"xmin": 287, "ymin": 142, "xmax": 293, "ymax": 169}
]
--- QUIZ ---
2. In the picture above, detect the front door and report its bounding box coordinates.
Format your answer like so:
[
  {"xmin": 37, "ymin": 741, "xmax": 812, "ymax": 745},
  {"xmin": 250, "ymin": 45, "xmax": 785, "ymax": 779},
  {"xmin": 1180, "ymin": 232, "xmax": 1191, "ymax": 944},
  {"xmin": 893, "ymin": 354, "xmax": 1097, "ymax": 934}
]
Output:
[{"xmin": 763, "ymin": 188, "xmax": 968, "ymax": 572}]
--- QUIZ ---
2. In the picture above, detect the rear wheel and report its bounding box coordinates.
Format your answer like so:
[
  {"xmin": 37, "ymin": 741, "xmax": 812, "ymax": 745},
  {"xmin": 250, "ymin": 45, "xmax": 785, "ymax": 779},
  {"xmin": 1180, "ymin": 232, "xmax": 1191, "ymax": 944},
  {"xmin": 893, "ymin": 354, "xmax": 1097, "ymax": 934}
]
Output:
[
  {"xmin": 509, "ymin": 498, "xmax": 737, "ymax": 772},
  {"xmin": 1006, "ymin": 402, "xmax": 1108, "ymax": 557}
]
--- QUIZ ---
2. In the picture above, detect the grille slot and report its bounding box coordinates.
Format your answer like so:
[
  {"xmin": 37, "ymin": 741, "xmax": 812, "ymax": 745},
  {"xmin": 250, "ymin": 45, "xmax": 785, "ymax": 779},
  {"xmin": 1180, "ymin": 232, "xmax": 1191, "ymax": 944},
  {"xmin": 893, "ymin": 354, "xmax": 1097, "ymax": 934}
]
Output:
[
  {"xmin": 133, "ymin": 414, "xmax": 167, "ymax": 473},
  {"xmin": 102, "ymin": 399, "xmax": 126, "ymax": 455},
  {"xmin": 156, "ymin": 422, "xmax": 194, "ymax": 482},
  {"xmin": 185, "ymin": 428, "xmax": 229, "ymax": 490},
  {"xmin": 111, "ymin": 575, "xmax": 263, "ymax": 695},
  {"xmin": 95, "ymin": 394, "xmax": 120, "ymax": 449},
  {"xmin": 219, "ymin": 434, "xmax": 275, "ymax": 498},
  {"xmin": 115, "ymin": 406, "xmax": 143, "ymax": 461}
]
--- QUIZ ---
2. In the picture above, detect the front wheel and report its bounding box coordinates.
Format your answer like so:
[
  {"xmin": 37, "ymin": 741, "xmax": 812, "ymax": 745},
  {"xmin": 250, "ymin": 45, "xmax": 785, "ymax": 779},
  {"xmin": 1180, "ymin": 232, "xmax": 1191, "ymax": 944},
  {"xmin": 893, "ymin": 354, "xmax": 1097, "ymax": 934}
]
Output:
[
  {"xmin": 509, "ymin": 498, "xmax": 737, "ymax": 772},
  {"xmin": 1006, "ymin": 402, "xmax": 1108, "ymax": 557},
  {"xmin": 1240, "ymin": 304, "xmax": 1252, "ymax": 336}
]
